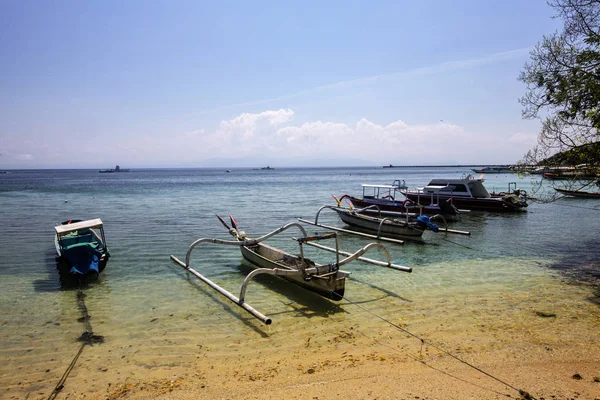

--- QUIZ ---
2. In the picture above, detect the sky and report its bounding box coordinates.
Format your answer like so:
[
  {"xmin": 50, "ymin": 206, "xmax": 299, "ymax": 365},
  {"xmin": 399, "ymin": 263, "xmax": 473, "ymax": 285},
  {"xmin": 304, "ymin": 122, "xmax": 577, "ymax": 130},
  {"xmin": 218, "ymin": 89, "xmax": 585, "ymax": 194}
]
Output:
[{"xmin": 0, "ymin": 0, "xmax": 563, "ymax": 169}]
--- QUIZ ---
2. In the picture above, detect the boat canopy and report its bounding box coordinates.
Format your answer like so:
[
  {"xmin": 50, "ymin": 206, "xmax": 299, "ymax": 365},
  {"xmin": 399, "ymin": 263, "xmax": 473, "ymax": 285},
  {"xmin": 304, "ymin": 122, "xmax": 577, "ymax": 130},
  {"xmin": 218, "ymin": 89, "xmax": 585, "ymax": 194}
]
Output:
[
  {"xmin": 361, "ymin": 183, "xmax": 406, "ymax": 199},
  {"xmin": 55, "ymin": 218, "xmax": 104, "ymax": 237},
  {"xmin": 361, "ymin": 184, "xmax": 398, "ymax": 190},
  {"xmin": 425, "ymin": 175, "xmax": 491, "ymax": 198}
]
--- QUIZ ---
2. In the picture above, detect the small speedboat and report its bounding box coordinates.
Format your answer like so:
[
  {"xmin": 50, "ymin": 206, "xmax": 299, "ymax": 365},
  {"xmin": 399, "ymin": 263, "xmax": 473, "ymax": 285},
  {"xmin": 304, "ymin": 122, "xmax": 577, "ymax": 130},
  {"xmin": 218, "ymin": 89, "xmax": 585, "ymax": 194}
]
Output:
[
  {"xmin": 54, "ymin": 219, "xmax": 110, "ymax": 286},
  {"xmin": 404, "ymin": 174, "xmax": 528, "ymax": 212},
  {"xmin": 341, "ymin": 180, "xmax": 464, "ymax": 219}
]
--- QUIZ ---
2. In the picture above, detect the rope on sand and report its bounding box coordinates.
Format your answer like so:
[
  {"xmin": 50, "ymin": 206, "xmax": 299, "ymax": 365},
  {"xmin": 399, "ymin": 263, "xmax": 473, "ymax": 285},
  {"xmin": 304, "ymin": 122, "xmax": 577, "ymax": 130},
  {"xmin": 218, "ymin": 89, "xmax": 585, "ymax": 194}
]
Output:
[
  {"xmin": 337, "ymin": 293, "xmax": 536, "ymax": 400},
  {"xmin": 47, "ymin": 343, "xmax": 86, "ymax": 400},
  {"xmin": 47, "ymin": 287, "xmax": 104, "ymax": 400}
]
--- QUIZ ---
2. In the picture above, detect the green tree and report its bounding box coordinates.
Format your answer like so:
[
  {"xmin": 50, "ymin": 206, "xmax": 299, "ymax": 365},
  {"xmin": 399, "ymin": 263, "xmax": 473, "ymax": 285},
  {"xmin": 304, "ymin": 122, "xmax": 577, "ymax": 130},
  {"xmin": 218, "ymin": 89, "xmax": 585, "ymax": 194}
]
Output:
[{"xmin": 519, "ymin": 0, "xmax": 600, "ymax": 174}]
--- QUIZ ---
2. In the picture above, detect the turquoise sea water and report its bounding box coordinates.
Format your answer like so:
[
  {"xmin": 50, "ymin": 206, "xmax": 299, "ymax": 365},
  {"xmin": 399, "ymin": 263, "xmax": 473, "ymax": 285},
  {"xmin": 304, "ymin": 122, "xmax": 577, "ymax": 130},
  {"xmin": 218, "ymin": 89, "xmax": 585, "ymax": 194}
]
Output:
[{"xmin": 1, "ymin": 167, "xmax": 599, "ymax": 397}]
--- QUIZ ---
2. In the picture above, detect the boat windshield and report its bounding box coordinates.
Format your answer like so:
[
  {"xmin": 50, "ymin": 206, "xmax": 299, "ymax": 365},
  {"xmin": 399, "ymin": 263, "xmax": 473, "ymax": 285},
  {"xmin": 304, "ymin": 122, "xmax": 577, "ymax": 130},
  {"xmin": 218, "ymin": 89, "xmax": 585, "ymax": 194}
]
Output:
[
  {"xmin": 361, "ymin": 184, "xmax": 403, "ymax": 199},
  {"xmin": 468, "ymin": 181, "xmax": 491, "ymax": 197}
]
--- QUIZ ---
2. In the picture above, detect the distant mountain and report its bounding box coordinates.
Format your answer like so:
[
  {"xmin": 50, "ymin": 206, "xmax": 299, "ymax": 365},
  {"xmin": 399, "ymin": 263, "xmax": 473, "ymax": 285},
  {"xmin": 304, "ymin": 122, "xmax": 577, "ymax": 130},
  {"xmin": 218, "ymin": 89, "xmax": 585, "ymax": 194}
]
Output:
[{"xmin": 196, "ymin": 156, "xmax": 378, "ymax": 168}]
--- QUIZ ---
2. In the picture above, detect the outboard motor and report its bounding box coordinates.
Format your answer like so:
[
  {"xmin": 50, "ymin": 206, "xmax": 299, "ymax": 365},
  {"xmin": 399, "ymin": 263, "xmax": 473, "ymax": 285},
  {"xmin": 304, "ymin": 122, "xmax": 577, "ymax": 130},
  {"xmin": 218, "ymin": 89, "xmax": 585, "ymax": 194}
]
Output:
[{"xmin": 416, "ymin": 215, "xmax": 439, "ymax": 232}]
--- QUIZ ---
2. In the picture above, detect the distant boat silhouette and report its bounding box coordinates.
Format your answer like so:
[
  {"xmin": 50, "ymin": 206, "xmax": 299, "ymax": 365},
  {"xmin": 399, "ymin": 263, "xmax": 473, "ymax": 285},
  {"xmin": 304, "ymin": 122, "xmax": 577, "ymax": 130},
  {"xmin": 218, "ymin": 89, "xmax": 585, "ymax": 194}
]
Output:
[
  {"xmin": 260, "ymin": 166, "xmax": 274, "ymax": 170},
  {"xmin": 99, "ymin": 165, "xmax": 130, "ymax": 173}
]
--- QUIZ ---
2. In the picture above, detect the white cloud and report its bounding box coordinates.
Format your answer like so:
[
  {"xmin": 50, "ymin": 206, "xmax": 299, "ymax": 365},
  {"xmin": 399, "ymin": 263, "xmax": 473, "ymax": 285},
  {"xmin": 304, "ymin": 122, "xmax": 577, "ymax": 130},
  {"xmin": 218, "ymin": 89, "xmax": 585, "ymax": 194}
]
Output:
[
  {"xmin": 277, "ymin": 121, "xmax": 353, "ymax": 147},
  {"xmin": 0, "ymin": 109, "xmax": 532, "ymax": 168},
  {"xmin": 218, "ymin": 109, "xmax": 294, "ymax": 139},
  {"xmin": 171, "ymin": 110, "xmax": 527, "ymax": 165}
]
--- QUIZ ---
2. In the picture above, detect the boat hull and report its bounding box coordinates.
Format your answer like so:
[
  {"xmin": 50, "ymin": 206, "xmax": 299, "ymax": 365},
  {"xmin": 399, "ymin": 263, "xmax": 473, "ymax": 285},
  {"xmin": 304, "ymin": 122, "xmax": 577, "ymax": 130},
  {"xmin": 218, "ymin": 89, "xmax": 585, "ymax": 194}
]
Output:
[
  {"xmin": 54, "ymin": 219, "xmax": 110, "ymax": 286},
  {"xmin": 404, "ymin": 193, "xmax": 524, "ymax": 212},
  {"xmin": 240, "ymin": 243, "xmax": 347, "ymax": 300},
  {"xmin": 55, "ymin": 253, "xmax": 109, "ymax": 286},
  {"xmin": 335, "ymin": 209, "xmax": 424, "ymax": 237},
  {"xmin": 346, "ymin": 196, "xmax": 456, "ymax": 217},
  {"xmin": 555, "ymin": 188, "xmax": 600, "ymax": 198}
]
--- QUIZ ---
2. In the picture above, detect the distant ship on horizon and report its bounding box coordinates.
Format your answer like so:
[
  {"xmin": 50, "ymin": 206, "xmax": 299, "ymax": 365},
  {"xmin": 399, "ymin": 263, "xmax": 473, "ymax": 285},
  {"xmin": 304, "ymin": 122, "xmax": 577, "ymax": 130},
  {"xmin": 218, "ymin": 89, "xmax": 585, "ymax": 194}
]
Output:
[{"xmin": 99, "ymin": 165, "xmax": 130, "ymax": 173}]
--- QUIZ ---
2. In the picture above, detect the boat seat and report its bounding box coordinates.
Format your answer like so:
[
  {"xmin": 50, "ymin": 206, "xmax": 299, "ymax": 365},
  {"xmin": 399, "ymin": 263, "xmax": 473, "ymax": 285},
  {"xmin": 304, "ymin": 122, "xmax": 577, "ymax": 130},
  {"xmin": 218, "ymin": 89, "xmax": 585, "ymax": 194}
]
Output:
[
  {"xmin": 76, "ymin": 233, "xmax": 94, "ymax": 243},
  {"xmin": 61, "ymin": 233, "xmax": 96, "ymax": 248},
  {"xmin": 64, "ymin": 241, "xmax": 100, "ymax": 251}
]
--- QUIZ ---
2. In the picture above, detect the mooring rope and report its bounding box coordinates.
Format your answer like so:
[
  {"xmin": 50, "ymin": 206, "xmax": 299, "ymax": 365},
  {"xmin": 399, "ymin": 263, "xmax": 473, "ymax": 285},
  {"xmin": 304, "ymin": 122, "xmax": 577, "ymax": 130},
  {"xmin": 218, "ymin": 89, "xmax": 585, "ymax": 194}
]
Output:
[
  {"xmin": 439, "ymin": 237, "xmax": 474, "ymax": 249},
  {"xmin": 47, "ymin": 342, "xmax": 86, "ymax": 400},
  {"xmin": 335, "ymin": 293, "xmax": 536, "ymax": 400},
  {"xmin": 352, "ymin": 328, "xmax": 510, "ymax": 397},
  {"xmin": 47, "ymin": 286, "xmax": 104, "ymax": 400},
  {"xmin": 75, "ymin": 290, "xmax": 104, "ymax": 344}
]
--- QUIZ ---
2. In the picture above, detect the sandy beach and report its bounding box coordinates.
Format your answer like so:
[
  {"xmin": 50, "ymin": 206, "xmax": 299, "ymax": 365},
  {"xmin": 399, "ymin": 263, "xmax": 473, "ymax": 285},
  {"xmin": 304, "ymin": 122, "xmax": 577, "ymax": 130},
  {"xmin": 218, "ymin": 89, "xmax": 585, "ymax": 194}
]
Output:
[
  {"xmin": 98, "ymin": 338, "xmax": 600, "ymax": 400},
  {"xmin": 18, "ymin": 272, "xmax": 598, "ymax": 400}
]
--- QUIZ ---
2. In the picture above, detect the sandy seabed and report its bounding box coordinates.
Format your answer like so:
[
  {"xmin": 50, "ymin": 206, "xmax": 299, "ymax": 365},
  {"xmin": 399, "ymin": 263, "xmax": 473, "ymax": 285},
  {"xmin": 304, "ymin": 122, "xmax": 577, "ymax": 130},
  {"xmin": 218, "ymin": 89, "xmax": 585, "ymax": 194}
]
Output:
[{"xmin": 3, "ymin": 269, "xmax": 600, "ymax": 400}]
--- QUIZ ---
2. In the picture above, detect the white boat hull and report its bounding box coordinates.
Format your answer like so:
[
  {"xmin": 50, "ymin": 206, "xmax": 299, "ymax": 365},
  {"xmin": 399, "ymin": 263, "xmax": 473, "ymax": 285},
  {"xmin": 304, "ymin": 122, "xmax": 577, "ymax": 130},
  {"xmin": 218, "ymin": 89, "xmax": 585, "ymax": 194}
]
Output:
[{"xmin": 335, "ymin": 209, "xmax": 424, "ymax": 237}]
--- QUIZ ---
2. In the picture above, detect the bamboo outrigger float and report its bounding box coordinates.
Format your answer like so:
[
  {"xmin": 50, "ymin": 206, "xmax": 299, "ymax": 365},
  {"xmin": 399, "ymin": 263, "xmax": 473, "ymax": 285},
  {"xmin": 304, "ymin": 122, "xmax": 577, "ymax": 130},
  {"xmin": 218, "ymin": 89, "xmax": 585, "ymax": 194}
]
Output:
[{"xmin": 169, "ymin": 215, "xmax": 411, "ymax": 325}]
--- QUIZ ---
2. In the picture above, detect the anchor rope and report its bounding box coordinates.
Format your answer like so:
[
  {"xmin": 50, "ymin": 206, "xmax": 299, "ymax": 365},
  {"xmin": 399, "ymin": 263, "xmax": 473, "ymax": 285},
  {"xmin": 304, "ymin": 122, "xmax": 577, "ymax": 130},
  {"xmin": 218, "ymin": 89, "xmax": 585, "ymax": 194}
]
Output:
[
  {"xmin": 47, "ymin": 342, "xmax": 86, "ymax": 400},
  {"xmin": 353, "ymin": 329, "xmax": 510, "ymax": 397},
  {"xmin": 335, "ymin": 292, "xmax": 536, "ymax": 399},
  {"xmin": 47, "ymin": 285, "xmax": 104, "ymax": 400},
  {"xmin": 439, "ymin": 237, "xmax": 473, "ymax": 249}
]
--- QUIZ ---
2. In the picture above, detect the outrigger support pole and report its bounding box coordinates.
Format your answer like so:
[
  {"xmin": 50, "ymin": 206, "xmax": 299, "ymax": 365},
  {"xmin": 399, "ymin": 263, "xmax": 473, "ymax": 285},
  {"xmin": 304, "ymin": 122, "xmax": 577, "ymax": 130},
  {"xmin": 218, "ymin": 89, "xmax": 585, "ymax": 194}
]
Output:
[
  {"xmin": 183, "ymin": 222, "xmax": 309, "ymax": 267},
  {"xmin": 238, "ymin": 267, "xmax": 317, "ymax": 303},
  {"xmin": 300, "ymin": 206, "xmax": 407, "ymax": 245},
  {"xmin": 303, "ymin": 241, "xmax": 412, "ymax": 273},
  {"xmin": 169, "ymin": 222, "xmax": 311, "ymax": 326},
  {"xmin": 170, "ymin": 254, "xmax": 272, "ymax": 324}
]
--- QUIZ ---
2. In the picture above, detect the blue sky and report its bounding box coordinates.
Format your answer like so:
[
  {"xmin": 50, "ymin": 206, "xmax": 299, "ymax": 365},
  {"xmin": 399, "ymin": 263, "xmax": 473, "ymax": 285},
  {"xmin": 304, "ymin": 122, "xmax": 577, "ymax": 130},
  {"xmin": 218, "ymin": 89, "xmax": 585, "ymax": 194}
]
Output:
[{"xmin": 0, "ymin": 0, "xmax": 561, "ymax": 168}]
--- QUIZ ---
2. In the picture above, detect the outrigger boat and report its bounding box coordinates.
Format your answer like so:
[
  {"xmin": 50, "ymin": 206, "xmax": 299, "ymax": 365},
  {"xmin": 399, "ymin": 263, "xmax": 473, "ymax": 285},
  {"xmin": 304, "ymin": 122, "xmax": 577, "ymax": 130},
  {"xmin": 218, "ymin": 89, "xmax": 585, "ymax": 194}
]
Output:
[
  {"xmin": 169, "ymin": 215, "xmax": 412, "ymax": 325},
  {"xmin": 555, "ymin": 188, "xmax": 600, "ymax": 199},
  {"xmin": 342, "ymin": 180, "xmax": 464, "ymax": 219},
  {"xmin": 298, "ymin": 204, "xmax": 470, "ymax": 243},
  {"xmin": 54, "ymin": 218, "xmax": 110, "ymax": 286}
]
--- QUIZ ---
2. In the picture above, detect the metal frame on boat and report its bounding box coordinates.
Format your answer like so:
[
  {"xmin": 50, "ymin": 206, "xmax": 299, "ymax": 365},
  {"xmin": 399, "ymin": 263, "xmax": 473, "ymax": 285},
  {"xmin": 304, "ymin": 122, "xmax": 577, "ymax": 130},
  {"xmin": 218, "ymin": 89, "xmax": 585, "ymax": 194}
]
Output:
[
  {"xmin": 298, "ymin": 205, "xmax": 470, "ymax": 243},
  {"xmin": 342, "ymin": 180, "xmax": 464, "ymax": 218},
  {"xmin": 169, "ymin": 215, "xmax": 412, "ymax": 325}
]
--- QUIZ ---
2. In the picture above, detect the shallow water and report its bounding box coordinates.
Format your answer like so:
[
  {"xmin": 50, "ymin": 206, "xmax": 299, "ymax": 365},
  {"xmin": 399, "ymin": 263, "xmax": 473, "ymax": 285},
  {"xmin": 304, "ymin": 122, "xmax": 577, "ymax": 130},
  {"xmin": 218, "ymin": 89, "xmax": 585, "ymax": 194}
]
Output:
[{"xmin": 1, "ymin": 167, "xmax": 599, "ymax": 398}]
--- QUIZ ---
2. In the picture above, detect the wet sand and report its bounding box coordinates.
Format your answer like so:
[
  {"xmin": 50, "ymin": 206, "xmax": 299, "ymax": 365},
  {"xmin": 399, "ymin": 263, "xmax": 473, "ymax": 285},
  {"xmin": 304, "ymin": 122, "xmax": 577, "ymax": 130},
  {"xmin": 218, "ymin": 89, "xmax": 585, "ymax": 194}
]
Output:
[{"xmin": 5, "ymin": 268, "xmax": 599, "ymax": 400}]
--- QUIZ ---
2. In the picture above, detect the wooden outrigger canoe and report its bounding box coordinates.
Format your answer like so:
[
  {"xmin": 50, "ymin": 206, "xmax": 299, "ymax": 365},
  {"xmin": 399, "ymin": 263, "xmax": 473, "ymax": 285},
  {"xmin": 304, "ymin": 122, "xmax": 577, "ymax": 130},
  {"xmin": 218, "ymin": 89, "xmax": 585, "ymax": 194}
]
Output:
[
  {"xmin": 334, "ymin": 206, "xmax": 429, "ymax": 238},
  {"xmin": 170, "ymin": 215, "xmax": 412, "ymax": 325},
  {"xmin": 555, "ymin": 188, "xmax": 600, "ymax": 198},
  {"xmin": 299, "ymin": 205, "xmax": 470, "ymax": 244}
]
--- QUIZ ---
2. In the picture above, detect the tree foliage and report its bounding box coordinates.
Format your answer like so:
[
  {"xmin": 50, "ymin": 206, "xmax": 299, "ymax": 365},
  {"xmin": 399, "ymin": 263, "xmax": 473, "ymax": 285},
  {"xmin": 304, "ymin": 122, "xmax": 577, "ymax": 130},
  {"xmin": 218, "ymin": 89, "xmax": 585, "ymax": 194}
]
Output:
[{"xmin": 519, "ymin": 0, "xmax": 600, "ymax": 168}]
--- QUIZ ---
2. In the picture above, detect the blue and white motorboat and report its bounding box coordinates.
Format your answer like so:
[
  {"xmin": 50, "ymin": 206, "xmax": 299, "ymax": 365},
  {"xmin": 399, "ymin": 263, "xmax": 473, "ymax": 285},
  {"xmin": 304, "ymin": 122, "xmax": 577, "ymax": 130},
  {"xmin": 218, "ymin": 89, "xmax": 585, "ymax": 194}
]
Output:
[{"xmin": 54, "ymin": 218, "xmax": 110, "ymax": 285}]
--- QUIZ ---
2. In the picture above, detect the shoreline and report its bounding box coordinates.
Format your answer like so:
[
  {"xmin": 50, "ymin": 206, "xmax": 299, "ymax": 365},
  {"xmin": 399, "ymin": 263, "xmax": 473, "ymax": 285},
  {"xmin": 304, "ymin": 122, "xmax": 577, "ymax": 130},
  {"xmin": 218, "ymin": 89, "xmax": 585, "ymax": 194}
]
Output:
[
  {"xmin": 2, "ymin": 167, "xmax": 599, "ymax": 400},
  {"xmin": 12, "ymin": 270, "xmax": 599, "ymax": 400}
]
